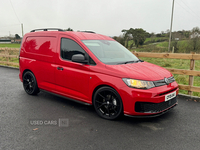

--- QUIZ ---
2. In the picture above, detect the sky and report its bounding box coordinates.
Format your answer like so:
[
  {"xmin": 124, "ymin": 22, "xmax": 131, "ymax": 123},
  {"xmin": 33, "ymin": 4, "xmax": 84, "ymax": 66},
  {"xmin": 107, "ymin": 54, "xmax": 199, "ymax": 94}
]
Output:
[{"xmin": 1, "ymin": 0, "xmax": 200, "ymax": 37}]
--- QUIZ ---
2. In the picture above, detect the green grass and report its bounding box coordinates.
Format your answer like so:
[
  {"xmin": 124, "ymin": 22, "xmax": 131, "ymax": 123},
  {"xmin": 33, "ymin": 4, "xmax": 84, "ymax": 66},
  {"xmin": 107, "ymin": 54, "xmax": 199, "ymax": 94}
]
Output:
[
  {"xmin": 128, "ymin": 37, "xmax": 168, "ymax": 49},
  {"xmin": 156, "ymin": 40, "xmax": 190, "ymax": 48},
  {"xmin": 140, "ymin": 57, "xmax": 194, "ymax": 70},
  {"xmin": 140, "ymin": 57, "xmax": 200, "ymax": 97},
  {"xmin": 144, "ymin": 37, "xmax": 168, "ymax": 43},
  {"xmin": 156, "ymin": 42, "xmax": 168, "ymax": 48},
  {"xmin": 0, "ymin": 43, "xmax": 20, "ymax": 48},
  {"xmin": 144, "ymin": 38, "xmax": 151, "ymax": 43},
  {"xmin": 137, "ymin": 39, "xmax": 199, "ymax": 54},
  {"xmin": 10, "ymin": 58, "xmax": 19, "ymax": 63}
]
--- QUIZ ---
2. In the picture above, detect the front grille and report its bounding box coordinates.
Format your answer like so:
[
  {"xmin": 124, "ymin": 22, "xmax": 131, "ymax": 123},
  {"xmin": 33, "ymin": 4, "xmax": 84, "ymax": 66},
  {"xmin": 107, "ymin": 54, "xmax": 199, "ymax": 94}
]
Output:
[
  {"xmin": 153, "ymin": 76, "xmax": 175, "ymax": 87},
  {"xmin": 158, "ymin": 88, "xmax": 178, "ymax": 96},
  {"xmin": 135, "ymin": 97, "xmax": 177, "ymax": 113}
]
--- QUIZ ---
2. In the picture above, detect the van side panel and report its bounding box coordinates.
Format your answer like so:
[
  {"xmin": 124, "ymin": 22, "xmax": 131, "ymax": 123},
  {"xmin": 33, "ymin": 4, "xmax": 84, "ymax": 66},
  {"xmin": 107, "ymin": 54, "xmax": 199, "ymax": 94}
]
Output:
[
  {"xmin": 54, "ymin": 35, "xmax": 91, "ymax": 103},
  {"xmin": 22, "ymin": 36, "xmax": 56, "ymax": 62},
  {"xmin": 20, "ymin": 36, "xmax": 57, "ymax": 92}
]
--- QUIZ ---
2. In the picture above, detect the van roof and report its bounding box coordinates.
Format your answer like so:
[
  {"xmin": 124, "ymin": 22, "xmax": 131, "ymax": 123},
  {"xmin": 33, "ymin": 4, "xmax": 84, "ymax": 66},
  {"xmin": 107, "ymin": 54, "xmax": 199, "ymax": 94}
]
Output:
[
  {"xmin": 68, "ymin": 31, "xmax": 114, "ymax": 40},
  {"xmin": 27, "ymin": 29, "xmax": 114, "ymax": 41}
]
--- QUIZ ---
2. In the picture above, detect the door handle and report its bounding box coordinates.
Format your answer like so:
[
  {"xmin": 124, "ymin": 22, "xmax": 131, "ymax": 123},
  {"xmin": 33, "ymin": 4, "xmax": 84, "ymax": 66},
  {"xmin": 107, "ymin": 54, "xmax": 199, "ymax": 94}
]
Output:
[{"xmin": 57, "ymin": 67, "xmax": 63, "ymax": 71}]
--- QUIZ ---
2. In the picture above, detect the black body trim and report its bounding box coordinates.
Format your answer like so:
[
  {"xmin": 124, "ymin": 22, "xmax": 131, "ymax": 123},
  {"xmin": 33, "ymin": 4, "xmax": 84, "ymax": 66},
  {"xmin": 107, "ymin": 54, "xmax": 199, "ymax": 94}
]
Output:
[{"xmin": 31, "ymin": 28, "xmax": 64, "ymax": 32}]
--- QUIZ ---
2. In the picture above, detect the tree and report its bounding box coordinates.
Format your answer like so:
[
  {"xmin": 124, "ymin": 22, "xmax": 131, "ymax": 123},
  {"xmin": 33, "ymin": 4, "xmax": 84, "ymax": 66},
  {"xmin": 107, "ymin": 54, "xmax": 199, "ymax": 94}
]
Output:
[
  {"xmin": 171, "ymin": 40, "xmax": 179, "ymax": 53},
  {"xmin": 65, "ymin": 28, "xmax": 73, "ymax": 31},
  {"xmin": 183, "ymin": 30, "xmax": 190, "ymax": 39},
  {"xmin": 128, "ymin": 28, "xmax": 147, "ymax": 48},
  {"xmin": 166, "ymin": 29, "xmax": 170, "ymax": 37},
  {"xmin": 121, "ymin": 29, "xmax": 131, "ymax": 48},
  {"xmin": 146, "ymin": 32, "xmax": 151, "ymax": 38},
  {"xmin": 15, "ymin": 34, "xmax": 20, "ymax": 39},
  {"xmin": 113, "ymin": 35, "xmax": 125, "ymax": 46},
  {"xmin": 156, "ymin": 33, "xmax": 162, "ymax": 37},
  {"xmin": 190, "ymin": 27, "xmax": 200, "ymax": 52},
  {"xmin": 121, "ymin": 28, "xmax": 147, "ymax": 48},
  {"xmin": 150, "ymin": 32, "xmax": 156, "ymax": 43}
]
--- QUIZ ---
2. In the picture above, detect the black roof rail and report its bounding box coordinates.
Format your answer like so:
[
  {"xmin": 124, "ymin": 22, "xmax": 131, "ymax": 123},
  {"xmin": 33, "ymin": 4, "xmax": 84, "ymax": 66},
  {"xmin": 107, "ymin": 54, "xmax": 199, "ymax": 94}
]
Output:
[
  {"xmin": 30, "ymin": 28, "xmax": 64, "ymax": 32},
  {"xmin": 79, "ymin": 31, "xmax": 96, "ymax": 34}
]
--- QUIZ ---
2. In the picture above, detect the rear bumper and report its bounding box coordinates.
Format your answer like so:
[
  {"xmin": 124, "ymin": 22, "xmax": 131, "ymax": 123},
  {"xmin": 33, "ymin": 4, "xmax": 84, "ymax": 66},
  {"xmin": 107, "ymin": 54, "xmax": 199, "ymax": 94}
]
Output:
[{"xmin": 19, "ymin": 71, "xmax": 22, "ymax": 82}]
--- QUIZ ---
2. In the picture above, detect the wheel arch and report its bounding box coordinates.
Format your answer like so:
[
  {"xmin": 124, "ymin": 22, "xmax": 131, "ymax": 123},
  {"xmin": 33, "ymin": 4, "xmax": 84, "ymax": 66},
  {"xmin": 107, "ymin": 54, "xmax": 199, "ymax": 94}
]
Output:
[
  {"xmin": 92, "ymin": 84, "xmax": 123, "ymax": 106},
  {"xmin": 92, "ymin": 84, "xmax": 124, "ymax": 119},
  {"xmin": 22, "ymin": 69, "xmax": 33, "ymax": 77},
  {"xmin": 22, "ymin": 69, "xmax": 39, "ymax": 86},
  {"xmin": 22, "ymin": 69, "xmax": 40, "ymax": 95}
]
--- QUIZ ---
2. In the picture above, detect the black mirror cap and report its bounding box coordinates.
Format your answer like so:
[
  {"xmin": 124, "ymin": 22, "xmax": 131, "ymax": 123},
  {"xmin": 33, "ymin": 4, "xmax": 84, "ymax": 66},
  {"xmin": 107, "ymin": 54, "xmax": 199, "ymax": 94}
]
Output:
[{"xmin": 72, "ymin": 54, "xmax": 88, "ymax": 64}]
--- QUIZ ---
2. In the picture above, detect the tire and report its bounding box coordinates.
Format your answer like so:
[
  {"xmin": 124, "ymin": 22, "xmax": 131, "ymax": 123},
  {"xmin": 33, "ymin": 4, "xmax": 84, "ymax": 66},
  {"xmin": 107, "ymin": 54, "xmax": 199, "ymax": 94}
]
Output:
[
  {"xmin": 23, "ymin": 71, "xmax": 40, "ymax": 95},
  {"xmin": 93, "ymin": 86, "xmax": 123, "ymax": 120}
]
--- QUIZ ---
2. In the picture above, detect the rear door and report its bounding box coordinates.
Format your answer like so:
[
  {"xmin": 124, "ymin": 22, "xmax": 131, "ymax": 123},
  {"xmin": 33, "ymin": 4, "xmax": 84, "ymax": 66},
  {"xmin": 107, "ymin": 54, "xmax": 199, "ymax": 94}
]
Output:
[
  {"xmin": 54, "ymin": 36, "xmax": 92, "ymax": 103},
  {"xmin": 21, "ymin": 35, "xmax": 57, "ymax": 92}
]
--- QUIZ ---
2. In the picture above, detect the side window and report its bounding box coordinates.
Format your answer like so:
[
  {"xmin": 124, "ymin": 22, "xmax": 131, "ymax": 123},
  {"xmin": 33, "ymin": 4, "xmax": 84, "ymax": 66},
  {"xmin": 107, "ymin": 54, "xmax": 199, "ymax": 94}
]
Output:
[
  {"xmin": 23, "ymin": 36, "xmax": 55, "ymax": 56},
  {"xmin": 61, "ymin": 38, "xmax": 85, "ymax": 61},
  {"xmin": 89, "ymin": 57, "xmax": 96, "ymax": 65}
]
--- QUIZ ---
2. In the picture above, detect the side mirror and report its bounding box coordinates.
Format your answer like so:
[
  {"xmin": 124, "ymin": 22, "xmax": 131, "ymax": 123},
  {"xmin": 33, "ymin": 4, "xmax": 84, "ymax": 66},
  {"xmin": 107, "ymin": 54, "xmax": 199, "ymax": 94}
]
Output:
[{"xmin": 72, "ymin": 54, "xmax": 88, "ymax": 64}]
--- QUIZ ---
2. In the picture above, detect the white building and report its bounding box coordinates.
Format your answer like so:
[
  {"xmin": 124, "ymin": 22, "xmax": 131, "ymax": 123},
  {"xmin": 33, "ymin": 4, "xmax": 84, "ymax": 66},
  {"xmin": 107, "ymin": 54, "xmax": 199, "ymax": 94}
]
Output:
[{"xmin": 190, "ymin": 32, "xmax": 200, "ymax": 38}]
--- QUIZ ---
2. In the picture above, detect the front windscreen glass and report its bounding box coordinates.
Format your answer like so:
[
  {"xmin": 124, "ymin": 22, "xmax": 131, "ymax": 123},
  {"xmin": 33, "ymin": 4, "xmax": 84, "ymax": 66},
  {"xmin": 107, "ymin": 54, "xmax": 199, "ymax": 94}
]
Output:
[{"xmin": 82, "ymin": 40, "xmax": 139, "ymax": 65}]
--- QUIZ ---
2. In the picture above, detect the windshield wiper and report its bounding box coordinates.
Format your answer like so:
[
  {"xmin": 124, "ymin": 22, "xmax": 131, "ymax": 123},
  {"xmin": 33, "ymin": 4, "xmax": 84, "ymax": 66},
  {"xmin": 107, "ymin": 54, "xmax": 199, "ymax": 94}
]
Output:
[
  {"xmin": 117, "ymin": 59, "xmax": 143, "ymax": 65},
  {"xmin": 124, "ymin": 59, "xmax": 143, "ymax": 64}
]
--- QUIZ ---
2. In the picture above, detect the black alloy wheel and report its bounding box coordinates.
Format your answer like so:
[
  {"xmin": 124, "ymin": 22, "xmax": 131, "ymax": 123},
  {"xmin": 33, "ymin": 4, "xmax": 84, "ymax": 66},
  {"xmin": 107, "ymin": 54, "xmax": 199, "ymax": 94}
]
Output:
[
  {"xmin": 23, "ymin": 71, "xmax": 39, "ymax": 95},
  {"xmin": 93, "ymin": 87, "xmax": 123, "ymax": 120}
]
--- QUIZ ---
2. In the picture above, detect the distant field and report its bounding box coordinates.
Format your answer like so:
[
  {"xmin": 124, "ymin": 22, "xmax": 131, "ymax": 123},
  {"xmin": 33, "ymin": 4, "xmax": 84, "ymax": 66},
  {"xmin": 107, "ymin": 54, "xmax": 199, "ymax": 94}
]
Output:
[
  {"xmin": 0, "ymin": 43, "xmax": 20, "ymax": 48},
  {"xmin": 145, "ymin": 37, "xmax": 168, "ymax": 43}
]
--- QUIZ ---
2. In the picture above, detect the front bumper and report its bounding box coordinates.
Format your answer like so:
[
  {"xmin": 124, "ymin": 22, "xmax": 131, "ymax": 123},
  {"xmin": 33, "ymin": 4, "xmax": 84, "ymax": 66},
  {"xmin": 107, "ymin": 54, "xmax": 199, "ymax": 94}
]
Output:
[
  {"xmin": 124, "ymin": 103, "xmax": 177, "ymax": 118},
  {"xmin": 135, "ymin": 97, "xmax": 177, "ymax": 113},
  {"xmin": 119, "ymin": 81, "xmax": 179, "ymax": 116}
]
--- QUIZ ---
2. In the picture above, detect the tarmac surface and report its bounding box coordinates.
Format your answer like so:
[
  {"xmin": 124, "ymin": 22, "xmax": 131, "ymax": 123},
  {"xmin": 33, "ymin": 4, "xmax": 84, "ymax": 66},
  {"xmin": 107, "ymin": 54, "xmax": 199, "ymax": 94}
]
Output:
[{"xmin": 1, "ymin": 66, "xmax": 200, "ymax": 150}]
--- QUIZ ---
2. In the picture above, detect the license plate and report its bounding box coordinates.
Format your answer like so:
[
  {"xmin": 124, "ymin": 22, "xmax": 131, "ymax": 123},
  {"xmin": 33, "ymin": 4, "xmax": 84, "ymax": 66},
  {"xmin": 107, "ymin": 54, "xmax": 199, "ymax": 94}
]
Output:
[{"xmin": 165, "ymin": 91, "xmax": 176, "ymax": 101}]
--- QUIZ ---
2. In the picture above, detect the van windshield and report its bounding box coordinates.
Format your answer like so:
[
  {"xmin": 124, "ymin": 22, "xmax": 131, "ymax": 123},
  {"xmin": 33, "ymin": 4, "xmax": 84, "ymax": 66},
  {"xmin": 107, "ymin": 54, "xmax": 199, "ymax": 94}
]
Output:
[{"xmin": 82, "ymin": 40, "xmax": 139, "ymax": 65}]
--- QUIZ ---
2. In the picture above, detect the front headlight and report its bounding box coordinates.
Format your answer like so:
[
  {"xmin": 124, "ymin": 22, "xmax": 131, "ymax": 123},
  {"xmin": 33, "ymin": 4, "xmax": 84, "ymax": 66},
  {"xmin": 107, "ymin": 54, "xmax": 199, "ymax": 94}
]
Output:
[{"xmin": 122, "ymin": 78, "xmax": 155, "ymax": 89}]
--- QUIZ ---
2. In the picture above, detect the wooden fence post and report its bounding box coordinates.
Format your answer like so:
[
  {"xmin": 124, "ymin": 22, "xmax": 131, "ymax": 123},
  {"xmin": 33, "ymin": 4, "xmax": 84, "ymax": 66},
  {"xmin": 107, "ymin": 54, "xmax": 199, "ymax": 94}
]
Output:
[
  {"xmin": 6, "ymin": 47, "xmax": 9, "ymax": 65},
  {"xmin": 188, "ymin": 53, "xmax": 195, "ymax": 95}
]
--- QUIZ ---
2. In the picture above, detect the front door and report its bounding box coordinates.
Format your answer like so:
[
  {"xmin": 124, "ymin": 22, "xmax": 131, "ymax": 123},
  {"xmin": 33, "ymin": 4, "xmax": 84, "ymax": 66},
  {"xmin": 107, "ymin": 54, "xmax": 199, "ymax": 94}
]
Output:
[{"xmin": 55, "ymin": 36, "xmax": 91, "ymax": 103}]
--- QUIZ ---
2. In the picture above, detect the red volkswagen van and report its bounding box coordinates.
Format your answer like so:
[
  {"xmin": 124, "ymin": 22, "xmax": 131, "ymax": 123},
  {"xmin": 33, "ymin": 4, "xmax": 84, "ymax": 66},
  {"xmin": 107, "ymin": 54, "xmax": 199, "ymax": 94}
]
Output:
[{"xmin": 19, "ymin": 28, "xmax": 178, "ymax": 120}]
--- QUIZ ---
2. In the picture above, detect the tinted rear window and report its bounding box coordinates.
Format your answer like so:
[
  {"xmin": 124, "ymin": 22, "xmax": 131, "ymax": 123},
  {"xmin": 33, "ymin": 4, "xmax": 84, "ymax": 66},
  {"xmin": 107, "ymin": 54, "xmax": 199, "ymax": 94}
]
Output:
[{"xmin": 23, "ymin": 36, "xmax": 56, "ymax": 56}]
